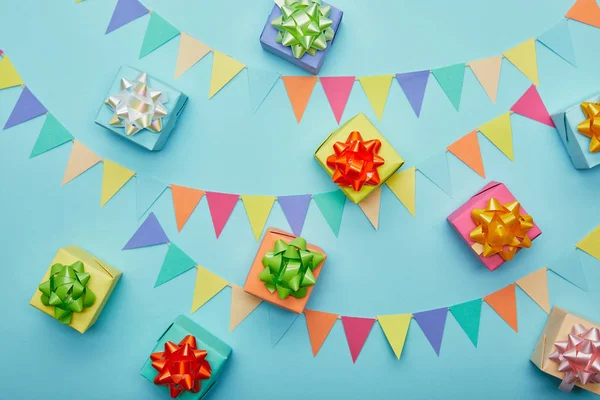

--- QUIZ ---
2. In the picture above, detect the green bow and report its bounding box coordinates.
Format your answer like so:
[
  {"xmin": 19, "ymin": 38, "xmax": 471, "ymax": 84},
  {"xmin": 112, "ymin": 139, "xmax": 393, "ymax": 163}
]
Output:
[
  {"xmin": 259, "ymin": 237, "xmax": 325, "ymax": 300},
  {"xmin": 38, "ymin": 261, "xmax": 96, "ymax": 324},
  {"xmin": 271, "ymin": 0, "xmax": 335, "ymax": 59}
]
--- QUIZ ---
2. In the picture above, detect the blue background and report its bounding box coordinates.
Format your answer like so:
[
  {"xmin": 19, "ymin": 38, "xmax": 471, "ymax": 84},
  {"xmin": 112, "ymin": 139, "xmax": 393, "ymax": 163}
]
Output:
[{"xmin": 2, "ymin": 0, "xmax": 600, "ymax": 398}]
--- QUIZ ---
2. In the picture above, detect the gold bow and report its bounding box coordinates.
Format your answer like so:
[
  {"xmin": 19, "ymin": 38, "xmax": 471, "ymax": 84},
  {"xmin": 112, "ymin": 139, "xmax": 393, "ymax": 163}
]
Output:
[{"xmin": 577, "ymin": 101, "xmax": 600, "ymax": 153}]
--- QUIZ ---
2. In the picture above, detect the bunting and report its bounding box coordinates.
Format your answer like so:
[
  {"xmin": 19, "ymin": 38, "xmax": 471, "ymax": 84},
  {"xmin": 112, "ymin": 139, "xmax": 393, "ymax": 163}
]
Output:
[
  {"xmin": 320, "ymin": 76, "xmax": 355, "ymax": 124},
  {"xmin": 432, "ymin": 64, "xmax": 465, "ymax": 111},
  {"xmin": 278, "ymin": 194, "xmax": 311, "ymax": 237},
  {"xmin": 100, "ymin": 160, "xmax": 135, "ymax": 207},
  {"xmin": 503, "ymin": 39, "xmax": 539, "ymax": 86},
  {"xmin": 565, "ymin": 0, "xmax": 600, "ymax": 28},
  {"xmin": 395, "ymin": 71, "xmax": 429, "ymax": 117},
  {"xmin": 341, "ymin": 316, "xmax": 376, "ymax": 363},
  {"xmin": 510, "ymin": 85, "xmax": 554, "ymax": 127},
  {"xmin": 449, "ymin": 299, "xmax": 482, "ymax": 347},
  {"xmin": 358, "ymin": 186, "xmax": 381, "ymax": 229},
  {"xmin": 358, "ymin": 75, "xmax": 393, "ymax": 120},
  {"xmin": 269, "ymin": 306, "xmax": 299, "ymax": 347},
  {"xmin": 386, "ymin": 167, "xmax": 416, "ymax": 216},
  {"xmin": 377, "ymin": 314, "xmax": 412, "ymax": 359},
  {"xmin": 62, "ymin": 140, "xmax": 101, "ymax": 185},
  {"xmin": 139, "ymin": 12, "xmax": 179, "ymax": 59},
  {"xmin": 154, "ymin": 243, "xmax": 196, "ymax": 287},
  {"xmin": 205, "ymin": 192, "xmax": 240, "ymax": 238},
  {"xmin": 304, "ymin": 310, "xmax": 338, "ymax": 357},
  {"xmin": 416, "ymin": 152, "xmax": 452, "ymax": 197},
  {"xmin": 136, "ymin": 174, "xmax": 167, "ymax": 219},
  {"xmin": 547, "ymin": 250, "xmax": 588, "ymax": 291},
  {"xmin": 413, "ymin": 308, "xmax": 448, "ymax": 356},
  {"xmin": 516, "ymin": 268, "xmax": 550, "ymax": 314},
  {"xmin": 171, "ymin": 184, "xmax": 205, "ymax": 232},
  {"xmin": 30, "ymin": 114, "xmax": 73, "ymax": 158},
  {"xmin": 537, "ymin": 21, "xmax": 576, "ymax": 66},
  {"xmin": 313, "ymin": 190, "xmax": 346, "ymax": 237},
  {"xmin": 174, "ymin": 33, "xmax": 211, "ymax": 79},
  {"xmin": 229, "ymin": 284, "xmax": 262, "ymax": 331},
  {"xmin": 191, "ymin": 266, "xmax": 229, "ymax": 313},
  {"xmin": 282, "ymin": 76, "xmax": 318, "ymax": 123},
  {"xmin": 123, "ymin": 212, "xmax": 169, "ymax": 250},
  {"xmin": 484, "ymin": 284, "xmax": 518, "ymax": 332},
  {"xmin": 4, "ymin": 87, "xmax": 46, "ymax": 129},
  {"xmin": 468, "ymin": 56, "xmax": 502, "ymax": 103},
  {"xmin": 247, "ymin": 67, "xmax": 280, "ymax": 113},
  {"xmin": 105, "ymin": 0, "xmax": 148, "ymax": 34},
  {"xmin": 478, "ymin": 112, "xmax": 514, "ymax": 161},
  {"xmin": 0, "ymin": 56, "xmax": 23, "ymax": 90},
  {"xmin": 576, "ymin": 225, "xmax": 600, "ymax": 260},
  {"xmin": 447, "ymin": 130, "xmax": 486, "ymax": 178},
  {"xmin": 209, "ymin": 51, "xmax": 245, "ymax": 99},
  {"xmin": 241, "ymin": 195, "xmax": 276, "ymax": 241}
]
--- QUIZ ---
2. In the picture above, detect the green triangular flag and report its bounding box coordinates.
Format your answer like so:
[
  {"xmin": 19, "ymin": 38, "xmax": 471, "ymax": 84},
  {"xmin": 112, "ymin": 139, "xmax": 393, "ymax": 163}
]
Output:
[
  {"xmin": 154, "ymin": 243, "xmax": 196, "ymax": 287},
  {"xmin": 312, "ymin": 190, "xmax": 346, "ymax": 237},
  {"xmin": 30, "ymin": 114, "xmax": 73, "ymax": 158},
  {"xmin": 432, "ymin": 63, "xmax": 465, "ymax": 111},
  {"xmin": 449, "ymin": 299, "xmax": 482, "ymax": 347},
  {"xmin": 139, "ymin": 12, "xmax": 180, "ymax": 59}
]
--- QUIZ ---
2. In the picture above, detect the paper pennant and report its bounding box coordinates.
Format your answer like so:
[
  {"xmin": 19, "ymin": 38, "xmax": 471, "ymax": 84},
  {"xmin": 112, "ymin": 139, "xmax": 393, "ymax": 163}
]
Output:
[
  {"xmin": 171, "ymin": 184, "xmax": 205, "ymax": 232},
  {"xmin": 320, "ymin": 76, "xmax": 355, "ymax": 123},
  {"xmin": 155, "ymin": 243, "xmax": 196, "ymax": 287},
  {"xmin": 358, "ymin": 186, "xmax": 381, "ymax": 229},
  {"xmin": 358, "ymin": 75, "xmax": 393, "ymax": 120},
  {"xmin": 377, "ymin": 314, "xmax": 412, "ymax": 359},
  {"xmin": 478, "ymin": 112, "xmax": 514, "ymax": 161},
  {"xmin": 209, "ymin": 51, "xmax": 245, "ymax": 99},
  {"xmin": 417, "ymin": 152, "xmax": 452, "ymax": 196},
  {"xmin": 447, "ymin": 130, "xmax": 485, "ymax": 178},
  {"xmin": 247, "ymin": 67, "xmax": 280, "ymax": 113},
  {"xmin": 191, "ymin": 266, "xmax": 229, "ymax": 313},
  {"xmin": 269, "ymin": 306, "xmax": 299, "ymax": 347},
  {"xmin": 510, "ymin": 85, "xmax": 555, "ymax": 127},
  {"xmin": 123, "ymin": 212, "xmax": 169, "ymax": 250},
  {"xmin": 341, "ymin": 316, "xmax": 376, "ymax": 363},
  {"xmin": 4, "ymin": 87, "xmax": 47, "ymax": 129},
  {"xmin": 174, "ymin": 33, "xmax": 211, "ymax": 79},
  {"xmin": 0, "ymin": 56, "xmax": 24, "ymax": 90},
  {"xmin": 537, "ymin": 21, "xmax": 576, "ymax": 66},
  {"xmin": 395, "ymin": 71, "xmax": 430, "ymax": 117},
  {"xmin": 449, "ymin": 299, "xmax": 482, "ymax": 347},
  {"xmin": 62, "ymin": 140, "xmax": 101, "ymax": 185},
  {"xmin": 484, "ymin": 284, "xmax": 518, "ymax": 332},
  {"xmin": 516, "ymin": 268, "xmax": 550, "ymax": 314},
  {"xmin": 241, "ymin": 195, "xmax": 276, "ymax": 241},
  {"xmin": 230, "ymin": 284, "xmax": 262, "ymax": 331},
  {"xmin": 386, "ymin": 167, "xmax": 416, "ymax": 216},
  {"xmin": 278, "ymin": 194, "xmax": 311, "ymax": 236},
  {"xmin": 548, "ymin": 250, "xmax": 588, "ymax": 291},
  {"xmin": 136, "ymin": 174, "xmax": 167, "ymax": 219},
  {"xmin": 468, "ymin": 56, "xmax": 502, "ymax": 103},
  {"xmin": 432, "ymin": 64, "xmax": 465, "ymax": 111},
  {"xmin": 312, "ymin": 190, "xmax": 346, "ymax": 237},
  {"xmin": 413, "ymin": 308, "xmax": 448, "ymax": 356},
  {"xmin": 304, "ymin": 309, "xmax": 338, "ymax": 356},
  {"xmin": 100, "ymin": 159, "xmax": 135, "ymax": 207},
  {"xmin": 282, "ymin": 76, "xmax": 318, "ymax": 123},
  {"xmin": 30, "ymin": 114, "xmax": 74, "ymax": 158},
  {"xmin": 106, "ymin": 0, "xmax": 148, "ymax": 34},
  {"xmin": 577, "ymin": 225, "xmax": 600, "ymax": 260},
  {"xmin": 139, "ymin": 12, "xmax": 180, "ymax": 59},
  {"xmin": 205, "ymin": 191, "xmax": 240, "ymax": 238},
  {"xmin": 503, "ymin": 39, "xmax": 539, "ymax": 86},
  {"xmin": 566, "ymin": 0, "xmax": 600, "ymax": 28}
]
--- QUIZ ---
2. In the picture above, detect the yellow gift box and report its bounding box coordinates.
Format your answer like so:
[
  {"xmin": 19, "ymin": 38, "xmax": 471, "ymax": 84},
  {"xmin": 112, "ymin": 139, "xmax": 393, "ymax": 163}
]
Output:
[
  {"xmin": 314, "ymin": 113, "xmax": 404, "ymax": 203},
  {"xmin": 29, "ymin": 245, "xmax": 122, "ymax": 334}
]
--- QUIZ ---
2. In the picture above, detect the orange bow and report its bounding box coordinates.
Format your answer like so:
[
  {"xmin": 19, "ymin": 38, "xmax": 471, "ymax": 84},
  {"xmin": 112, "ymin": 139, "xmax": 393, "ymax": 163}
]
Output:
[{"xmin": 578, "ymin": 101, "xmax": 600, "ymax": 153}]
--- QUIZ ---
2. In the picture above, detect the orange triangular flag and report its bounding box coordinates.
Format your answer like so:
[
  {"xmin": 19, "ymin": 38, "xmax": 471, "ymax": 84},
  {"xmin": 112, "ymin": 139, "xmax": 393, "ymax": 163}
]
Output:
[
  {"xmin": 171, "ymin": 184, "xmax": 205, "ymax": 232},
  {"xmin": 516, "ymin": 268, "xmax": 550, "ymax": 314},
  {"xmin": 62, "ymin": 140, "xmax": 102, "ymax": 184},
  {"xmin": 304, "ymin": 309, "xmax": 339, "ymax": 356},
  {"xmin": 484, "ymin": 283, "xmax": 518, "ymax": 332},
  {"xmin": 282, "ymin": 76, "xmax": 318, "ymax": 123},
  {"xmin": 358, "ymin": 186, "xmax": 381, "ymax": 229},
  {"xmin": 566, "ymin": 0, "xmax": 600, "ymax": 28},
  {"xmin": 230, "ymin": 284, "xmax": 262, "ymax": 331},
  {"xmin": 446, "ymin": 130, "xmax": 485, "ymax": 178}
]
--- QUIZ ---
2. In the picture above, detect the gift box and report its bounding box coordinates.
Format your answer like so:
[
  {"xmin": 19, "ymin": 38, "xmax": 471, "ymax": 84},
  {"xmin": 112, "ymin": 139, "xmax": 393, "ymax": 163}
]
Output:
[
  {"xmin": 29, "ymin": 245, "xmax": 122, "ymax": 334},
  {"xmin": 314, "ymin": 113, "xmax": 404, "ymax": 204},
  {"xmin": 140, "ymin": 315, "xmax": 232, "ymax": 399},
  {"xmin": 243, "ymin": 228, "xmax": 326, "ymax": 314},
  {"xmin": 95, "ymin": 65, "xmax": 188, "ymax": 151},
  {"xmin": 259, "ymin": 0, "xmax": 343, "ymax": 75},
  {"xmin": 531, "ymin": 307, "xmax": 600, "ymax": 395},
  {"xmin": 447, "ymin": 181, "xmax": 541, "ymax": 271}
]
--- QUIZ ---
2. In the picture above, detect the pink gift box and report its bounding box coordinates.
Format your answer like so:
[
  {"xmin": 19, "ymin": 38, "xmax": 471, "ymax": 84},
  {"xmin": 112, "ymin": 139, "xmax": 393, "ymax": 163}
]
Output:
[{"xmin": 447, "ymin": 181, "xmax": 542, "ymax": 271}]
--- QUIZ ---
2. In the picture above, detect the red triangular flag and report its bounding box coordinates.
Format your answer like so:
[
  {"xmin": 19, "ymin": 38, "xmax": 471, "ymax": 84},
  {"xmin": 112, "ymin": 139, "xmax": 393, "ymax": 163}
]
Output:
[
  {"xmin": 171, "ymin": 184, "xmax": 205, "ymax": 232},
  {"xmin": 320, "ymin": 76, "xmax": 355, "ymax": 124},
  {"xmin": 484, "ymin": 284, "xmax": 518, "ymax": 332},
  {"xmin": 205, "ymin": 191, "xmax": 239, "ymax": 238},
  {"xmin": 304, "ymin": 310, "xmax": 339, "ymax": 356},
  {"xmin": 341, "ymin": 316, "xmax": 375, "ymax": 363},
  {"xmin": 566, "ymin": 0, "xmax": 600, "ymax": 28},
  {"xmin": 282, "ymin": 76, "xmax": 318, "ymax": 123},
  {"xmin": 510, "ymin": 85, "xmax": 555, "ymax": 127},
  {"xmin": 447, "ymin": 130, "xmax": 485, "ymax": 178}
]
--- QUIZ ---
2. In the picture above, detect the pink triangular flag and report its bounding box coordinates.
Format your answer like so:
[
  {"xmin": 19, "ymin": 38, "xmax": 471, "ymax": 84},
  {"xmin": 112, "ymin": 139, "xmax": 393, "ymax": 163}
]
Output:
[
  {"xmin": 205, "ymin": 191, "xmax": 240, "ymax": 238},
  {"xmin": 320, "ymin": 76, "xmax": 355, "ymax": 124},
  {"xmin": 510, "ymin": 85, "xmax": 555, "ymax": 127},
  {"xmin": 341, "ymin": 316, "xmax": 376, "ymax": 363},
  {"xmin": 62, "ymin": 140, "xmax": 102, "ymax": 184}
]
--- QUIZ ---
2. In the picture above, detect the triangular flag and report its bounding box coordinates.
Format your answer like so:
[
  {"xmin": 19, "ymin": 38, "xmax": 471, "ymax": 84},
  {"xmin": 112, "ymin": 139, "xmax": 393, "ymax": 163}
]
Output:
[
  {"xmin": 123, "ymin": 212, "xmax": 169, "ymax": 250},
  {"xmin": 386, "ymin": 167, "xmax": 416, "ymax": 216},
  {"xmin": 62, "ymin": 140, "xmax": 101, "ymax": 185},
  {"xmin": 100, "ymin": 159, "xmax": 135, "ymax": 207},
  {"xmin": 304, "ymin": 309, "xmax": 338, "ymax": 356},
  {"xmin": 209, "ymin": 51, "xmax": 245, "ymax": 99},
  {"xmin": 154, "ymin": 243, "xmax": 196, "ymax": 287},
  {"xmin": 377, "ymin": 314, "xmax": 412, "ymax": 359},
  {"xmin": 136, "ymin": 174, "xmax": 167, "ymax": 219},
  {"xmin": 139, "ymin": 12, "xmax": 180, "ymax": 59},
  {"xmin": 174, "ymin": 33, "xmax": 211, "ymax": 79},
  {"xmin": 503, "ymin": 39, "xmax": 539, "ymax": 86},
  {"xmin": 447, "ymin": 130, "xmax": 486, "ymax": 178},
  {"xmin": 358, "ymin": 75, "xmax": 393, "ymax": 120},
  {"xmin": 191, "ymin": 266, "xmax": 229, "ymax": 313},
  {"xmin": 516, "ymin": 268, "xmax": 550, "ymax": 314},
  {"xmin": 30, "ymin": 114, "xmax": 74, "ymax": 157},
  {"xmin": 395, "ymin": 71, "xmax": 430, "ymax": 117},
  {"xmin": 358, "ymin": 186, "xmax": 381, "ymax": 229},
  {"xmin": 205, "ymin": 192, "xmax": 240, "ymax": 238},
  {"xmin": 484, "ymin": 284, "xmax": 518, "ymax": 332},
  {"xmin": 468, "ymin": 56, "xmax": 502, "ymax": 103},
  {"xmin": 548, "ymin": 250, "xmax": 588, "ymax": 291},
  {"xmin": 566, "ymin": 0, "xmax": 600, "ymax": 28},
  {"xmin": 312, "ymin": 190, "xmax": 345, "ymax": 237},
  {"xmin": 171, "ymin": 184, "xmax": 205, "ymax": 232},
  {"xmin": 105, "ymin": 0, "xmax": 149, "ymax": 34},
  {"xmin": 4, "ymin": 87, "xmax": 47, "ymax": 129},
  {"xmin": 478, "ymin": 112, "xmax": 514, "ymax": 161},
  {"xmin": 577, "ymin": 226, "xmax": 600, "ymax": 260},
  {"xmin": 449, "ymin": 299, "xmax": 482, "ymax": 347},
  {"xmin": 510, "ymin": 85, "xmax": 555, "ymax": 127},
  {"xmin": 537, "ymin": 21, "xmax": 577, "ymax": 66},
  {"xmin": 269, "ymin": 306, "xmax": 299, "ymax": 347},
  {"xmin": 0, "ymin": 56, "xmax": 24, "ymax": 90},
  {"xmin": 230, "ymin": 284, "xmax": 262, "ymax": 331},
  {"xmin": 278, "ymin": 194, "xmax": 311, "ymax": 236},
  {"xmin": 417, "ymin": 152, "xmax": 452, "ymax": 196},
  {"xmin": 241, "ymin": 195, "xmax": 276, "ymax": 241},
  {"xmin": 341, "ymin": 316, "xmax": 376, "ymax": 363},
  {"xmin": 432, "ymin": 64, "xmax": 465, "ymax": 111},
  {"xmin": 413, "ymin": 308, "xmax": 448, "ymax": 356},
  {"xmin": 247, "ymin": 67, "xmax": 280, "ymax": 113},
  {"xmin": 282, "ymin": 76, "xmax": 318, "ymax": 123},
  {"xmin": 320, "ymin": 76, "xmax": 355, "ymax": 123}
]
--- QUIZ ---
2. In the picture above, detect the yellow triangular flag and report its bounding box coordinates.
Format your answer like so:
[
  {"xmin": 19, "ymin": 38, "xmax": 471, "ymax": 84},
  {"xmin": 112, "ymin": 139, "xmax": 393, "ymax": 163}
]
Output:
[
  {"xmin": 503, "ymin": 39, "xmax": 539, "ymax": 86},
  {"xmin": 577, "ymin": 226, "xmax": 600, "ymax": 260},
  {"xmin": 516, "ymin": 267, "xmax": 550, "ymax": 314},
  {"xmin": 0, "ymin": 56, "xmax": 24, "ymax": 90},
  {"xmin": 478, "ymin": 112, "xmax": 514, "ymax": 161},
  {"xmin": 230, "ymin": 284, "xmax": 262, "ymax": 331},
  {"xmin": 175, "ymin": 33, "xmax": 211, "ymax": 79},
  {"xmin": 241, "ymin": 195, "xmax": 276, "ymax": 241},
  {"xmin": 386, "ymin": 167, "xmax": 416, "ymax": 216},
  {"xmin": 209, "ymin": 50, "xmax": 245, "ymax": 99},
  {"xmin": 191, "ymin": 266, "xmax": 229, "ymax": 313},
  {"xmin": 358, "ymin": 186, "xmax": 381, "ymax": 229},
  {"xmin": 358, "ymin": 75, "xmax": 393, "ymax": 120},
  {"xmin": 377, "ymin": 314, "xmax": 412, "ymax": 359},
  {"xmin": 100, "ymin": 159, "xmax": 135, "ymax": 207},
  {"xmin": 468, "ymin": 56, "xmax": 502, "ymax": 103}
]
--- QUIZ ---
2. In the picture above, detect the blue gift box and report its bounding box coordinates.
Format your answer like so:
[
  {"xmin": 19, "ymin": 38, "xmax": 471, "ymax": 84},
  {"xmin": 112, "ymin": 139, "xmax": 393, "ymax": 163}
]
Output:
[
  {"xmin": 95, "ymin": 65, "xmax": 188, "ymax": 151},
  {"xmin": 259, "ymin": 2, "xmax": 343, "ymax": 75},
  {"xmin": 140, "ymin": 315, "xmax": 232, "ymax": 399}
]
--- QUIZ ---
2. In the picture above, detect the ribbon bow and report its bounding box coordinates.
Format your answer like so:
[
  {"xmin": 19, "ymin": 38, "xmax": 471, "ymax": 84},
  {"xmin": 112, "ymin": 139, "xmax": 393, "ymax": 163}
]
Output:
[
  {"xmin": 578, "ymin": 101, "xmax": 600, "ymax": 153},
  {"xmin": 469, "ymin": 197, "xmax": 534, "ymax": 261},
  {"xmin": 151, "ymin": 335, "xmax": 212, "ymax": 398},
  {"xmin": 549, "ymin": 324, "xmax": 600, "ymax": 392},
  {"xmin": 271, "ymin": 0, "xmax": 335, "ymax": 59},
  {"xmin": 259, "ymin": 237, "xmax": 325, "ymax": 300},
  {"xmin": 38, "ymin": 261, "xmax": 96, "ymax": 324}
]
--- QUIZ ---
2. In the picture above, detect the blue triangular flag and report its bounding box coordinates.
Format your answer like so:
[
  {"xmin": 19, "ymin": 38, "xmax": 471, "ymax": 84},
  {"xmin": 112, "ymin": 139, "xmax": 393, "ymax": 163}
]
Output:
[
  {"xmin": 431, "ymin": 64, "xmax": 465, "ymax": 111},
  {"xmin": 449, "ymin": 299, "xmax": 482, "ymax": 347},
  {"xmin": 123, "ymin": 212, "xmax": 169, "ymax": 250},
  {"xmin": 136, "ymin": 174, "xmax": 167, "ymax": 219},
  {"xmin": 106, "ymin": 0, "xmax": 149, "ymax": 34},
  {"xmin": 413, "ymin": 308, "xmax": 448, "ymax": 356},
  {"xmin": 268, "ymin": 305, "xmax": 299, "ymax": 347},
  {"xmin": 396, "ymin": 71, "xmax": 430, "ymax": 117},
  {"xmin": 247, "ymin": 67, "xmax": 280, "ymax": 113},
  {"xmin": 278, "ymin": 194, "xmax": 311, "ymax": 236},
  {"xmin": 4, "ymin": 87, "xmax": 47, "ymax": 129},
  {"xmin": 30, "ymin": 114, "xmax": 74, "ymax": 157},
  {"xmin": 154, "ymin": 243, "xmax": 196, "ymax": 287},
  {"xmin": 537, "ymin": 21, "xmax": 577, "ymax": 67},
  {"xmin": 313, "ymin": 190, "xmax": 346, "ymax": 237},
  {"xmin": 417, "ymin": 152, "xmax": 452, "ymax": 196},
  {"xmin": 548, "ymin": 250, "xmax": 588, "ymax": 291}
]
